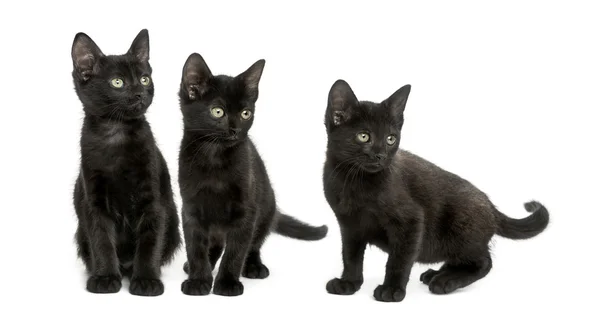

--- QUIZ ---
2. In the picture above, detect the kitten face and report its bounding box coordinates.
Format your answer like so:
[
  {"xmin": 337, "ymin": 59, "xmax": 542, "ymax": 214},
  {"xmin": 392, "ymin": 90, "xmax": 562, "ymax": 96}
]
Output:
[
  {"xmin": 71, "ymin": 29, "xmax": 154, "ymax": 120},
  {"xmin": 179, "ymin": 53, "xmax": 265, "ymax": 146},
  {"xmin": 325, "ymin": 80, "xmax": 411, "ymax": 173}
]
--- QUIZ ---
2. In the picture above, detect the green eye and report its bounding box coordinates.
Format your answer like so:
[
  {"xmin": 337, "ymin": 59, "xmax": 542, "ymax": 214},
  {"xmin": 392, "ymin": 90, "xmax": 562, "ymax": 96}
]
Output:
[
  {"xmin": 110, "ymin": 78, "xmax": 124, "ymax": 88},
  {"xmin": 211, "ymin": 107, "xmax": 225, "ymax": 118},
  {"xmin": 241, "ymin": 110, "xmax": 252, "ymax": 120},
  {"xmin": 386, "ymin": 135, "xmax": 397, "ymax": 145},
  {"xmin": 356, "ymin": 132, "xmax": 370, "ymax": 143},
  {"xmin": 140, "ymin": 76, "xmax": 151, "ymax": 86}
]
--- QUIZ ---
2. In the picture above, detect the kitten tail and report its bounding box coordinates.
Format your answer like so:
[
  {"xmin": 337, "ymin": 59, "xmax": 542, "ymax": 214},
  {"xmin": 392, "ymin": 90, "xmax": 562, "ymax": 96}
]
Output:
[
  {"xmin": 493, "ymin": 200, "xmax": 550, "ymax": 240},
  {"xmin": 274, "ymin": 212, "xmax": 328, "ymax": 241}
]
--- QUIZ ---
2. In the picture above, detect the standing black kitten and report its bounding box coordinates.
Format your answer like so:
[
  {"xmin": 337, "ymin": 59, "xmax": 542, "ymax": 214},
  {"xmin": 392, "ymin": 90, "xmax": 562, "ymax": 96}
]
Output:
[
  {"xmin": 71, "ymin": 30, "xmax": 181, "ymax": 296},
  {"xmin": 322, "ymin": 80, "xmax": 549, "ymax": 302},
  {"xmin": 178, "ymin": 53, "xmax": 328, "ymax": 296}
]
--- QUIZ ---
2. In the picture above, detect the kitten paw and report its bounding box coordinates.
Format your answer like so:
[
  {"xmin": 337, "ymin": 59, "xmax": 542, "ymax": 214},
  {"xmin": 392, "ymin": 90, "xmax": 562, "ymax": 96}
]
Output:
[
  {"xmin": 326, "ymin": 278, "xmax": 361, "ymax": 295},
  {"xmin": 428, "ymin": 276, "xmax": 461, "ymax": 294},
  {"xmin": 86, "ymin": 275, "xmax": 122, "ymax": 294},
  {"xmin": 373, "ymin": 284, "xmax": 406, "ymax": 302},
  {"xmin": 420, "ymin": 269, "xmax": 439, "ymax": 285},
  {"xmin": 129, "ymin": 278, "xmax": 164, "ymax": 296},
  {"xmin": 213, "ymin": 278, "xmax": 244, "ymax": 296},
  {"xmin": 243, "ymin": 262, "xmax": 270, "ymax": 279},
  {"xmin": 181, "ymin": 279, "xmax": 212, "ymax": 296}
]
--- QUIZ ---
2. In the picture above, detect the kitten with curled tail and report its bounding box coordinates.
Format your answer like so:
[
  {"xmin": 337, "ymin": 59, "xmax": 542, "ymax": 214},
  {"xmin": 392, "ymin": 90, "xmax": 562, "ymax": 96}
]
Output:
[
  {"xmin": 178, "ymin": 53, "xmax": 328, "ymax": 296},
  {"xmin": 322, "ymin": 80, "xmax": 549, "ymax": 302},
  {"xmin": 71, "ymin": 29, "xmax": 181, "ymax": 296}
]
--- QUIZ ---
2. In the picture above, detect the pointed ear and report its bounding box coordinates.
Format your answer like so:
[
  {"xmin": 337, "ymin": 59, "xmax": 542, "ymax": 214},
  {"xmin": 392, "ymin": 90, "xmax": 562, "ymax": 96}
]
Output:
[
  {"xmin": 237, "ymin": 59, "xmax": 265, "ymax": 101},
  {"xmin": 71, "ymin": 32, "xmax": 104, "ymax": 81},
  {"xmin": 383, "ymin": 84, "xmax": 411, "ymax": 119},
  {"xmin": 327, "ymin": 79, "xmax": 359, "ymax": 127},
  {"xmin": 182, "ymin": 53, "xmax": 213, "ymax": 100},
  {"xmin": 127, "ymin": 29, "xmax": 149, "ymax": 63}
]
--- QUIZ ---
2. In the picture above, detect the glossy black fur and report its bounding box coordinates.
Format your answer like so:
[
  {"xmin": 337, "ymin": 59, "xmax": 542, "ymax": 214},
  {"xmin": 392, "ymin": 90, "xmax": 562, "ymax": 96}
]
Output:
[
  {"xmin": 178, "ymin": 53, "xmax": 328, "ymax": 296},
  {"xmin": 71, "ymin": 30, "xmax": 181, "ymax": 296},
  {"xmin": 322, "ymin": 80, "xmax": 549, "ymax": 302}
]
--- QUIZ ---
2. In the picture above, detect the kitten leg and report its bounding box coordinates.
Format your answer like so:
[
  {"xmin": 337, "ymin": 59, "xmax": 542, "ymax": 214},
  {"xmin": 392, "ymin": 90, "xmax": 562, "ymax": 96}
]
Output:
[
  {"xmin": 326, "ymin": 227, "xmax": 367, "ymax": 295},
  {"xmin": 182, "ymin": 235, "xmax": 223, "ymax": 274},
  {"xmin": 82, "ymin": 173, "xmax": 122, "ymax": 294},
  {"xmin": 129, "ymin": 170, "xmax": 169, "ymax": 296},
  {"xmin": 373, "ymin": 214, "xmax": 422, "ymax": 302},
  {"xmin": 428, "ymin": 250, "xmax": 492, "ymax": 295},
  {"xmin": 129, "ymin": 194, "xmax": 166, "ymax": 296},
  {"xmin": 181, "ymin": 206, "xmax": 214, "ymax": 296},
  {"xmin": 243, "ymin": 215, "xmax": 272, "ymax": 279},
  {"xmin": 213, "ymin": 223, "xmax": 253, "ymax": 296},
  {"xmin": 243, "ymin": 249, "xmax": 269, "ymax": 279}
]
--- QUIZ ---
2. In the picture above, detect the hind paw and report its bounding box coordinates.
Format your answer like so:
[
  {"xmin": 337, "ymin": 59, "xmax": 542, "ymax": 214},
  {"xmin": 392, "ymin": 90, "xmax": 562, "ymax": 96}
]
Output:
[
  {"xmin": 428, "ymin": 275, "xmax": 461, "ymax": 294},
  {"xmin": 243, "ymin": 262, "xmax": 270, "ymax": 279},
  {"xmin": 420, "ymin": 269, "xmax": 439, "ymax": 285}
]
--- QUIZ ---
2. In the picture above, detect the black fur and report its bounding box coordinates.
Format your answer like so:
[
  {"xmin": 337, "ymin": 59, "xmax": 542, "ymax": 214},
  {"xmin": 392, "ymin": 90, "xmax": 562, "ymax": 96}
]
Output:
[
  {"xmin": 178, "ymin": 53, "xmax": 328, "ymax": 296},
  {"xmin": 71, "ymin": 29, "xmax": 181, "ymax": 296},
  {"xmin": 322, "ymin": 80, "xmax": 549, "ymax": 302}
]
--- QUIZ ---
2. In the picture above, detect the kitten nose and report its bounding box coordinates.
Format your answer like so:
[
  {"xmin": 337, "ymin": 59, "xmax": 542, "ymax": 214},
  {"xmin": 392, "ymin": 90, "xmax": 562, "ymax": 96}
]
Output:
[
  {"xmin": 375, "ymin": 154, "xmax": 386, "ymax": 162},
  {"xmin": 135, "ymin": 94, "xmax": 142, "ymax": 101},
  {"xmin": 230, "ymin": 128, "xmax": 241, "ymax": 136}
]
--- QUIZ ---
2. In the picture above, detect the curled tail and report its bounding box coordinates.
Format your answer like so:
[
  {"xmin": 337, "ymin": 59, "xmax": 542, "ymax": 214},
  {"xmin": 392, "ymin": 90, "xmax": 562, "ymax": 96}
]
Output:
[
  {"xmin": 275, "ymin": 212, "xmax": 328, "ymax": 241},
  {"xmin": 494, "ymin": 200, "xmax": 549, "ymax": 239}
]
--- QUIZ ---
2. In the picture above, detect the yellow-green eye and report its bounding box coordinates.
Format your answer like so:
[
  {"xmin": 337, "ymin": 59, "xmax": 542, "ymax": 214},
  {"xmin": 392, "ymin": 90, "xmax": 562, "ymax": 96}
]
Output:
[
  {"xmin": 386, "ymin": 135, "xmax": 397, "ymax": 145},
  {"xmin": 140, "ymin": 76, "xmax": 151, "ymax": 86},
  {"xmin": 356, "ymin": 132, "xmax": 370, "ymax": 143},
  {"xmin": 211, "ymin": 107, "xmax": 225, "ymax": 118},
  {"xmin": 241, "ymin": 110, "xmax": 252, "ymax": 120},
  {"xmin": 110, "ymin": 78, "xmax": 124, "ymax": 88}
]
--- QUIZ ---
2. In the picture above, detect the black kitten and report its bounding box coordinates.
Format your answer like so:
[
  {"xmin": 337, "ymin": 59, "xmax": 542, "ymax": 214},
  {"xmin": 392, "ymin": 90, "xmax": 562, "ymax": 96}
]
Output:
[
  {"xmin": 178, "ymin": 53, "xmax": 328, "ymax": 296},
  {"xmin": 322, "ymin": 80, "xmax": 549, "ymax": 302},
  {"xmin": 71, "ymin": 29, "xmax": 181, "ymax": 296}
]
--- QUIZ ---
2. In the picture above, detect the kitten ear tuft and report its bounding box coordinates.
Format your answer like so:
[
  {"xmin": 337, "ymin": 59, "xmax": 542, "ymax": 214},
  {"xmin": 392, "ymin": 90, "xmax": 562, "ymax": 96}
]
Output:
[
  {"xmin": 71, "ymin": 32, "xmax": 104, "ymax": 81},
  {"xmin": 238, "ymin": 59, "xmax": 266, "ymax": 101},
  {"xmin": 384, "ymin": 84, "xmax": 411, "ymax": 118},
  {"xmin": 128, "ymin": 29, "xmax": 150, "ymax": 63},
  {"xmin": 327, "ymin": 79, "xmax": 358, "ymax": 127},
  {"xmin": 182, "ymin": 53, "xmax": 212, "ymax": 100}
]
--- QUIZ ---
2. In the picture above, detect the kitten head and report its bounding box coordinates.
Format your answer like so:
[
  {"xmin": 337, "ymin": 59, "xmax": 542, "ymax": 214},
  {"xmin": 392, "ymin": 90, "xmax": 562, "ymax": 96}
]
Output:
[
  {"xmin": 179, "ymin": 53, "xmax": 265, "ymax": 146},
  {"xmin": 71, "ymin": 29, "xmax": 154, "ymax": 120},
  {"xmin": 325, "ymin": 79, "xmax": 411, "ymax": 173}
]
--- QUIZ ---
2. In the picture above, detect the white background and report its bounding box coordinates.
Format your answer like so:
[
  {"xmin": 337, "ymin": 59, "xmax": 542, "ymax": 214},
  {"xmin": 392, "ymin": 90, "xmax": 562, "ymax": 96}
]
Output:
[{"xmin": 1, "ymin": 0, "xmax": 598, "ymax": 316}]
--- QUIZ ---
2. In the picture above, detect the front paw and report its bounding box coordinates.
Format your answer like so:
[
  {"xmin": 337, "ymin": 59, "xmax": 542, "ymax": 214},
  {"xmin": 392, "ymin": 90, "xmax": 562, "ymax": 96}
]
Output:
[
  {"xmin": 129, "ymin": 278, "xmax": 164, "ymax": 296},
  {"xmin": 86, "ymin": 275, "xmax": 122, "ymax": 294},
  {"xmin": 326, "ymin": 278, "xmax": 361, "ymax": 295},
  {"xmin": 181, "ymin": 279, "xmax": 212, "ymax": 296},
  {"xmin": 213, "ymin": 278, "xmax": 244, "ymax": 296},
  {"xmin": 243, "ymin": 262, "xmax": 270, "ymax": 279},
  {"xmin": 373, "ymin": 284, "xmax": 406, "ymax": 302}
]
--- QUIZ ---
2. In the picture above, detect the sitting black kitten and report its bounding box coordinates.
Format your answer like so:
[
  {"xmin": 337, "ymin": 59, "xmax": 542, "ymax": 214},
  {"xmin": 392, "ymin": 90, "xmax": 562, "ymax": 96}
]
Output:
[
  {"xmin": 178, "ymin": 53, "xmax": 328, "ymax": 296},
  {"xmin": 322, "ymin": 80, "xmax": 549, "ymax": 302},
  {"xmin": 71, "ymin": 29, "xmax": 181, "ymax": 296}
]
